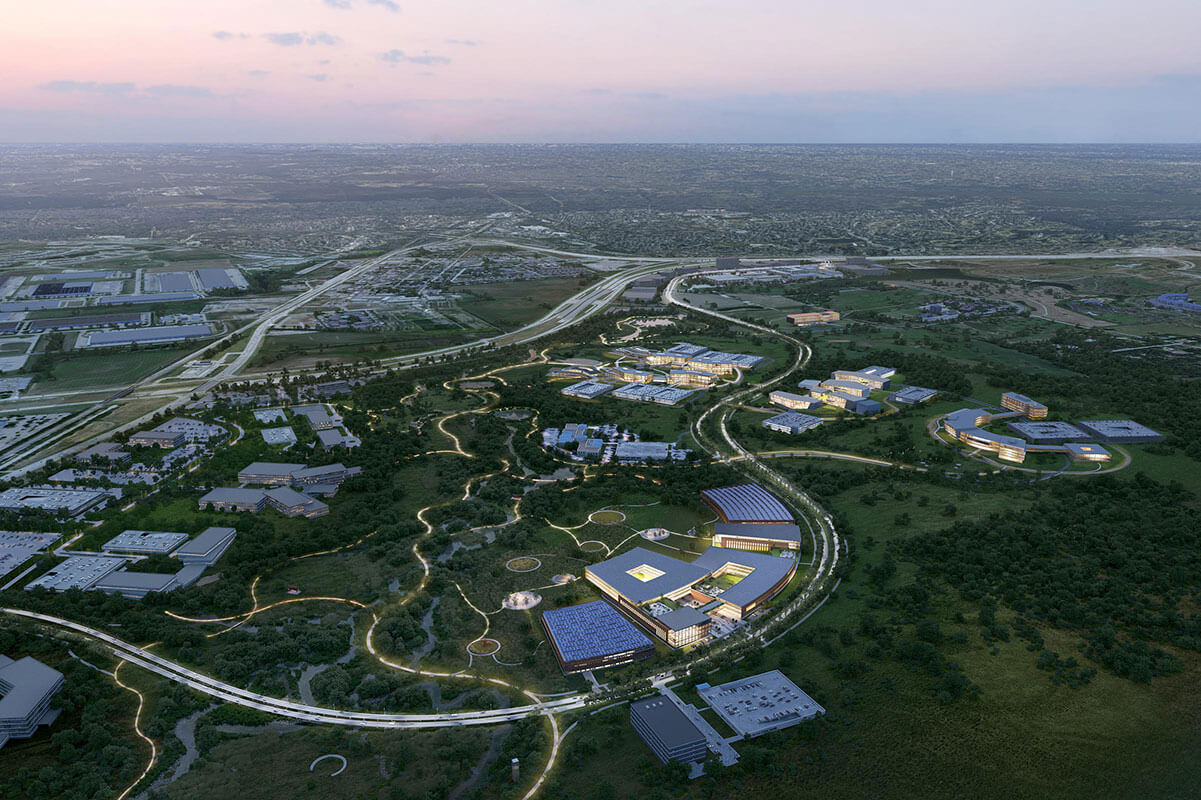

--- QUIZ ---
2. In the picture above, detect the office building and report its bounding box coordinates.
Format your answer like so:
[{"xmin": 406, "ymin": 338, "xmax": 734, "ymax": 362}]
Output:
[
  {"xmin": 1076, "ymin": 420, "xmax": 1164, "ymax": 443},
  {"xmin": 770, "ymin": 390, "xmax": 823, "ymax": 411},
  {"xmin": 172, "ymin": 527, "xmax": 236, "ymax": 566},
  {"xmin": 787, "ymin": 310, "xmax": 840, "ymax": 326},
  {"xmin": 261, "ymin": 426, "xmax": 297, "ymax": 446},
  {"xmin": 316, "ymin": 429, "xmax": 361, "ymax": 450},
  {"xmin": 667, "ymin": 370, "xmax": 717, "ymax": 389},
  {"xmin": 630, "ymin": 696, "xmax": 708, "ymax": 765},
  {"xmin": 292, "ymin": 404, "xmax": 338, "ymax": 431},
  {"xmin": 561, "ymin": 381, "xmax": 615, "ymax": 400},
  {"xmin": 25, "ymin": 556, "xmax": 126, "ymax": 592},
  {"xmin": 0, "ymin": 487, "xmax": 109, "ymax": 518},
  {"xmin": 1006, "ymin": 421, "xmax": 1088, "ymax": 443},
  {"xmin": 75, "ymin": 442, "xmax": 130, "ymax": 464},
  {"xmin": 541, "ymin": 600, "xmax": 656, "ymax": 673},
  {"xmin": 614, "ymin": 441, "xmax": 673, "ymax": 462},
  {"xmin": 238, "ymin": 462, "xmax": 306, "ymax": 485},
  {"xmin": 944, "ymin": 409, "xmax": 1112, "ymax": 464},
  {"xmin": 128, "ymin": 429, "xmax": 184, "ymax": 448},
  {"xmin": 1001, "ymin": 392, "xmax": 1048, "ymax": 419},
  {"xmin": 200, "ymin": 487, "xmax": 269, "ymax": 513},
  {"xmin": 613, "ymin": 366, "xmax": 655, "ymax": 383},
  {"xmin": 0, "ymin": 532, "xmax": 61, "ymax": 582},
  {"xmin": 0, "ymin": 655, "xmax": 65, "ymax": 750},
  {"xmin": 762, "ymin": 412, "xmax": 823, "ymax": 435},
  {"xmin": 102, "ymin": 530, "xmax": 189, "ymax": 555},
  {"xmin": 889, "ymin": 386, "xmax": 938, "ymax": 404},
  {"xmin": 832, "ymin": 366, "xmax": 896, "ymax": 391},
  {"xmin": 696, "ymin": 670, "xmax": 824, "ymax": 738},
  {"xmin": 611, "ymin": 384, "xmax": 695, "ymax": 406},
  {"xmin": 712, "ymin": 522, "xmax": 803, "ymax": 552}
]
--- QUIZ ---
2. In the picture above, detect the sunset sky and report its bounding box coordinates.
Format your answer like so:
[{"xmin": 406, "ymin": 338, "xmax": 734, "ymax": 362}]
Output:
[{"xmin": 3, "ymin": 0, "xmax": 1200, "ymax": 142}]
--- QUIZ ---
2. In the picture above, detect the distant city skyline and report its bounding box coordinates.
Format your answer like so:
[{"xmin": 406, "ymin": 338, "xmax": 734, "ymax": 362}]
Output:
[{"xmin": 4, "ymin": 0, "xmax": 1201, "ymax": 143}]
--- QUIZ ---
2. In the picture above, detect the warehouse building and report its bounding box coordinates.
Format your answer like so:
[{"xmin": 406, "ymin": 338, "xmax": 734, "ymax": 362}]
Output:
[
  {"xmin": 0, "ymin": 655, "xmax": 65, "ymax": 750},
  {"xmin": 92, "ymin": 567, "xmax": 203, "ymax": 600},
  {"xmin": 82, "ymin": 324, "xmax": 212, "ymax": 348},
  {"xmin": 541, "ymin": 600, "xmax": 656, "ymax": 673},
  {"xmin": 630, "ymin": 696, "xmax": 708, "ymax": 765}
]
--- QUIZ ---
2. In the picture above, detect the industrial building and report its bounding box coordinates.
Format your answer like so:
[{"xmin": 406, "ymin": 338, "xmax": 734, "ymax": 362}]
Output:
[
  {"xmin": 25, "ymin": 556, "xmax": 125, "ymax": 592},
  {"xmin": 102, "ymin": 530, "xmax": 189, "ymax": 555},
  {"xmin": 712, "ymin": 522, "xmax": 803, "ymax": 552},
  {"xmin": 630, "ymin": 696, "xmax": 708, "ymax": 765},
  {"xmin": 82, "ymin": 323, "xmax": 212, "ymax": 348},
  {"xmin": 0, "ymin": 655, "xmax": 65, "ymax": 750},
  {"xmin": 701, "ymin": 483, "xmax": 794, "ymax": 524},
  {"xmin": 762, "ymin": 412, "xmax": 824, "ymax": 435},
  {"xmin": 787, "ymin": 310, "xmax": 840, "ymax": 326},
  {"xmin": 1077, "ymin": 420, "xmax": 1164, "ymax": 443},
  {"xmin": 0, "ymin": 487, "xmax": 110, "ymax": 518},
  {"xmin": 560, "ymin": 381, "xmax": 615, "ymax": 399},
  {"xmin": 541, "ymin": 600, "xmax": 656, "ymax": 673},
  {"xmin": 696, "ymin": 670, "xmax": 825, "ymax": 738},
  {"xmin": 1001, "ymin": 392, "xmax": 1049, "ymax": 419}
]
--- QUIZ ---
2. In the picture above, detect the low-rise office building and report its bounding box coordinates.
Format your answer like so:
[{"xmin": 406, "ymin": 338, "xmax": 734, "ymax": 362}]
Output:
[
  {"xmin": 1001, "ymin": 392, "xmax": 1048, "ymax": 419},
  {"xmin": 769, "ymin": 390, "xmax": 822, "ymax": 411},
  {"xmin": 172, "ymin": 527, "xmax": 236, "ymax": 566},
  {"xmin": 889, "ymin": 385, "xmax": 938, "ymax": 404},
  {"xmin": 1077, "ymin": 420, "xmax": 1164, "ymax": 443},
  {"xmin": 261, "ymin": 426, "xmax": 297, "ymax": 446},
  {"xmin": 667, "ymin": 370, "xmax": 717, "ymax": 389},
  {"xmin": 832, "ymin": 366, "xmax": 895, "ymax": 391},
  {"xmin": 0, "ymin": 487, "xmax": 110, "ymax": 518},
  {"xmin": 787, "ymin": 310, "xmax": 840, "ymax": 326},
  {"xmin": 128, "ymin": 430, "xmax": 184, "ymax": 448},
  {"xmin": 612, "ymin": 366, "xmax": 655, "ymax": 383},
  {"xmin": 762, "ymin": 412, "xmax": 824, "ymax": 435},
  {"xmin": 541, "ymin": 600, "xmax": 656, "ymax": 673},
  {"xmin": 0, "ymin": 655, "xmax": 65, "ymax": 750},
  {"xmin": 102, "ymin": 530, "xmax": 189, "ymax": 555},
  {"xmin": 630, "ymin": 696, "xmax": 708, "ymax": 765},
  {"xmin": 713, "ymin": 522, "xmax": 803, "ymax": 552},
  {"xmin": 200, "ymin": 487, "xmax": 268, "ymax": 513}
]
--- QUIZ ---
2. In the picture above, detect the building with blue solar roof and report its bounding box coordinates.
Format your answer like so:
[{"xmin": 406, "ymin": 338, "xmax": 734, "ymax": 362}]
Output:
[
  {"xmin": 701, "ymin": 484, "xmax": 794, "ymax": 524},
  {"xmin": 541, "ymin": 600, "xmax": 656, "ymax": 673}
]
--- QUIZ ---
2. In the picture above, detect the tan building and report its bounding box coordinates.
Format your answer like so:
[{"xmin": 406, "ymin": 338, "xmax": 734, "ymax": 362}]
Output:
[{"xmin": 788, "ymin": 310, "xmax": 840, "ymax": 326}]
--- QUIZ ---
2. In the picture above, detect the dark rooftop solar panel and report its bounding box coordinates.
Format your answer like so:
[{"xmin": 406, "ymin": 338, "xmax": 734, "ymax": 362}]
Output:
[
  {"xmin": 701, "ymin": 483, "xmax": 793, "ymax": 523},
  {"xmin": 542, "ymin": 600, "xmax": 653, "ymax": 662}
]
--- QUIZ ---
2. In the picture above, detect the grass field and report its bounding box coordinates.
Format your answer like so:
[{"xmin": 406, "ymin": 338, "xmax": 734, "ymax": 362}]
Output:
[
  {"xmin": 460, "ymin": 275, "xmax": 599, "ymax": 329},
  {"xmin": 38, "ymin": 346, "xmax": 191, "ymax": 392}
]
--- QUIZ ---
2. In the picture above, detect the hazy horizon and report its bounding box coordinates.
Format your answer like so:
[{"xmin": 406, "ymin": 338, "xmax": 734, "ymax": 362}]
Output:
[{"xmin": 4, "ymin": 0, "xmax": 1201, "ymax": 144}]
